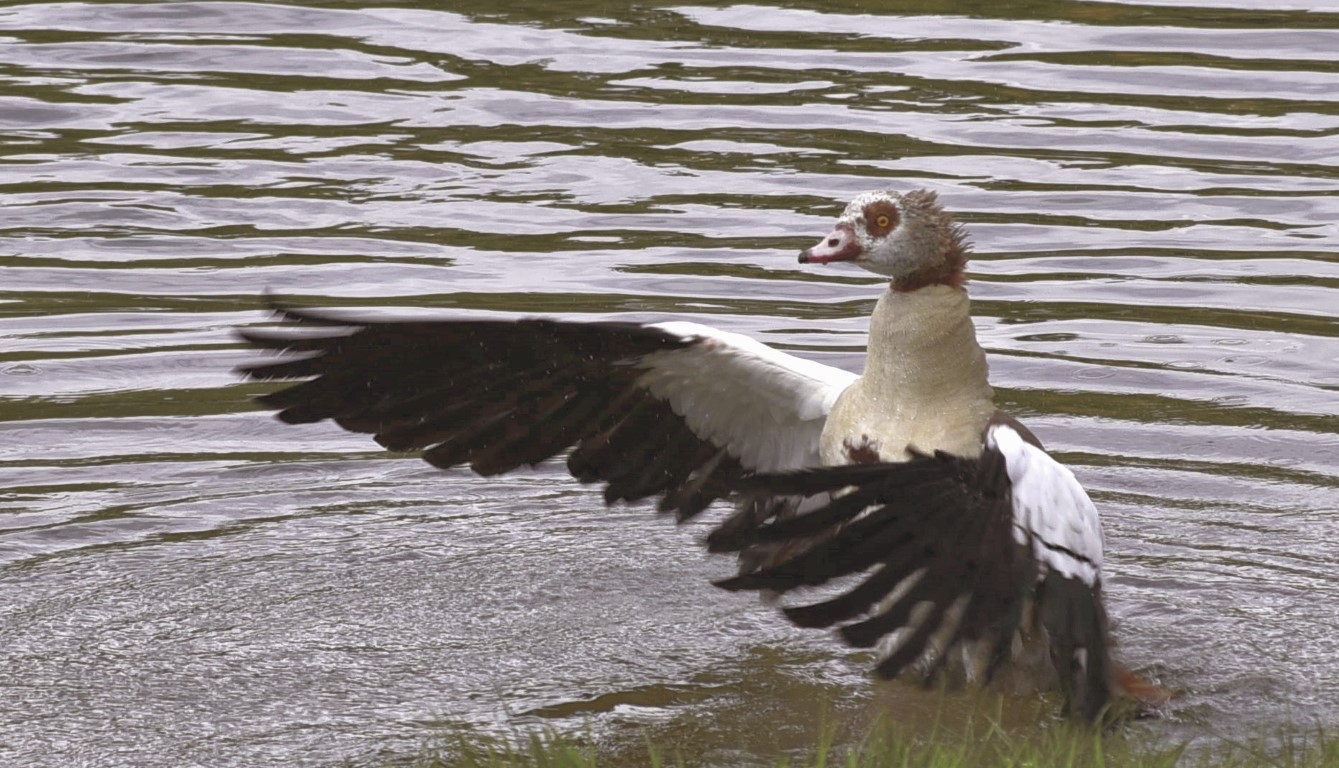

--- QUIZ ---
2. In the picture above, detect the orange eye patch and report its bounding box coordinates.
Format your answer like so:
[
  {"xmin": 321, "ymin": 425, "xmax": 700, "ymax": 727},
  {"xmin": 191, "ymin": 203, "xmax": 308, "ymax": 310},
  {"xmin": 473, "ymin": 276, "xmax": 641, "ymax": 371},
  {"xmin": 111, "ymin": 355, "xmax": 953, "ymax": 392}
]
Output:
[{"xmin": 864, "ymin": 201, "xmax": 900, "ymax": 237}]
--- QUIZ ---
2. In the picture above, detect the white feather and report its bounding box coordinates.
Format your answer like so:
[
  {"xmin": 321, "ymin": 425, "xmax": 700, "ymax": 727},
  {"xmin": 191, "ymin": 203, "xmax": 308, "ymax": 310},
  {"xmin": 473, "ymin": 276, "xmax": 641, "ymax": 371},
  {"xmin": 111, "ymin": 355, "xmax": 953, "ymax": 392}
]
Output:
[
  {"xmin": 987, "ymin": 423, "xmax": 1104, "ymax": 586},
  {"xmin": 634, "ymin": 322, "xmax": 857, "ymax": 472}
]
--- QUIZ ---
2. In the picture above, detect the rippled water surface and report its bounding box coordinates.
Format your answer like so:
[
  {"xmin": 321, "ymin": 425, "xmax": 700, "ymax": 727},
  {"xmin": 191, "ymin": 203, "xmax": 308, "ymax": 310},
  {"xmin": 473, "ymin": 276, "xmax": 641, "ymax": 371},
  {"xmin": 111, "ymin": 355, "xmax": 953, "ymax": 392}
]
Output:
[{"xmin": 2, "ymin": 0, "xmax": 1338, "ymax": 765}]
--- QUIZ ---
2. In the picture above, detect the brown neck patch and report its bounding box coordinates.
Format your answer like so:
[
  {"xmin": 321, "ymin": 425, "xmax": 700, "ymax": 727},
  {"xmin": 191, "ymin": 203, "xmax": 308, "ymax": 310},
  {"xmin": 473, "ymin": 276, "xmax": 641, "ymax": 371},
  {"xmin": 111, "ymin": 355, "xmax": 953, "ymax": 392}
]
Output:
[{"xmin": 892, "ymin": 263, "xmax": 965, "ymax": 292}]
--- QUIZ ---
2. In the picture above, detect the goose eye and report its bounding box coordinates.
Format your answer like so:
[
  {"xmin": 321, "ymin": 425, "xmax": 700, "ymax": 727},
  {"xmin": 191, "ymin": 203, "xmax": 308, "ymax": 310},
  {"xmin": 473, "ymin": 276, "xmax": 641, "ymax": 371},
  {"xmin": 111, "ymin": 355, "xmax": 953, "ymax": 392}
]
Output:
[{"xmin": 863, "ymin": 201, "xmax": 899, "ymax": 237}]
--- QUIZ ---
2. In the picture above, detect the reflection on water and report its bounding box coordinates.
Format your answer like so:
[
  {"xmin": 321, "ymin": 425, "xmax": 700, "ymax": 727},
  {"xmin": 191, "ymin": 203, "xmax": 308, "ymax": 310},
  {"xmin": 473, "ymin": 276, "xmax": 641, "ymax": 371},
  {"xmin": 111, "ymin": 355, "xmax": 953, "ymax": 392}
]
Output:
[{"xmin": 1, "ymin": 0, "xmax": 1337, "ymax": 765}]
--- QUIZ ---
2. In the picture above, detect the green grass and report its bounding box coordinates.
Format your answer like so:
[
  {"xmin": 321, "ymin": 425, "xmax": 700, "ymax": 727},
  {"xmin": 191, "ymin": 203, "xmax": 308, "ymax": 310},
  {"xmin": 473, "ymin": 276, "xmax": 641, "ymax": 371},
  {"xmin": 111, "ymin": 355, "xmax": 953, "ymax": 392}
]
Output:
[
  {"xmin": 419, "ymin": 712, "xmax": 1339, "ymax": 768},
  {"xmin": 408, "ymin": 669, "xmax": 1337, "ymax": 768}
]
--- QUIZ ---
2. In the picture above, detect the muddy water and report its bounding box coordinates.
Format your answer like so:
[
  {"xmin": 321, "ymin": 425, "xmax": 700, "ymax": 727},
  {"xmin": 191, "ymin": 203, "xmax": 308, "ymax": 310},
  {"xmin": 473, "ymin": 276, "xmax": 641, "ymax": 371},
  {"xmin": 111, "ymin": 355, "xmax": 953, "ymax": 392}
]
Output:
[{"xmin": 2, "ymin": 1, "xmax": 1337, "ymax": 765}]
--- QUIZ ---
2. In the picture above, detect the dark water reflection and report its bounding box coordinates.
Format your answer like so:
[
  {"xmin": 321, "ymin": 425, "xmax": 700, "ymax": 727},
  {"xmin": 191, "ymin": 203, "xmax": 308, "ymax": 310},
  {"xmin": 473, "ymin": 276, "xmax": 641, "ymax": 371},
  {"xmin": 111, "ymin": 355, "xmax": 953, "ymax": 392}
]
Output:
[{"xmin": 2, "ymin": 0, "xmax": 1337, "ymax": 765}]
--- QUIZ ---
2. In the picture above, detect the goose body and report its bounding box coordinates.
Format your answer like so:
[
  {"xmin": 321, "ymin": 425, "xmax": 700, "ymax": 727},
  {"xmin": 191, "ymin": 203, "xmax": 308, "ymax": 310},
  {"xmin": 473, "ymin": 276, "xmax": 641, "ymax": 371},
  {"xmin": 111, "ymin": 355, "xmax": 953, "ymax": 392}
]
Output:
[{"xmin": 239, "ymin": 189, "xmax": 1146, "ymax": 720}]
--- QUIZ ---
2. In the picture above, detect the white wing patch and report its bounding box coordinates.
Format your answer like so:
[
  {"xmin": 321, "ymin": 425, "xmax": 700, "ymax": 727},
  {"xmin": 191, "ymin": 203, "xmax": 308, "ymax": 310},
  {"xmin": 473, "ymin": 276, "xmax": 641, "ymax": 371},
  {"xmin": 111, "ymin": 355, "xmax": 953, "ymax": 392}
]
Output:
[
  {"xmin": 635, "ymin": 322, "xmax": 857, "ymax": 472},
  {"xmin": 987, "ymin": 423, "xmax": 1104, "ymax": 586}
]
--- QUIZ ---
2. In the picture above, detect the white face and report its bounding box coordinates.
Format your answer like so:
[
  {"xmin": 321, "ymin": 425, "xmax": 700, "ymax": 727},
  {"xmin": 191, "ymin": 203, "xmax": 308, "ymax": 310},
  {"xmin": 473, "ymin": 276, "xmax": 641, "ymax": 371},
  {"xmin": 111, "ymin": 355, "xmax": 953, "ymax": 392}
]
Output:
[{"xmin": 799, "ymin": 190, "xmax": 922, "ymax": 278}]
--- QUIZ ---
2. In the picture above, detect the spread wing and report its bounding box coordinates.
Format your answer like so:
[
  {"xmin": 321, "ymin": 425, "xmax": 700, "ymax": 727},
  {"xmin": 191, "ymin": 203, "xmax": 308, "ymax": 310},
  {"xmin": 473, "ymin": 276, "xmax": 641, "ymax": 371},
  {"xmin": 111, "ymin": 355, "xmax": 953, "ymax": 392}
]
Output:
[
  {"xmin": 236, "ymin": 305, "xmax": 856, "ymax": 519},
  {"xmin": 710, "ymin": 422, "xmax": 1111, "ymax": 720}
]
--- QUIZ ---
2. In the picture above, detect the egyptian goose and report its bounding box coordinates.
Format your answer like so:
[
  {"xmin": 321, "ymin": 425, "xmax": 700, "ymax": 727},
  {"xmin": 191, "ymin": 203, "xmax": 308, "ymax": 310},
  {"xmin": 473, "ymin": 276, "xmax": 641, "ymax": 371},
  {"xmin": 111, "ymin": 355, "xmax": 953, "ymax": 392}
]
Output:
[{"xmin": 238, "ymin": 189, "xmax": 1134, "ymax": 720}]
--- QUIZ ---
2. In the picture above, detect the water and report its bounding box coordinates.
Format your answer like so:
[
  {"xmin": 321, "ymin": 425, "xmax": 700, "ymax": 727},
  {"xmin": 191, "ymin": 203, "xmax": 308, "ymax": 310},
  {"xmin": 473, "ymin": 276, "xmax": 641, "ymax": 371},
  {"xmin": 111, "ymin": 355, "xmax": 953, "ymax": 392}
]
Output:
[{"xmin": 2, "ymin": 0, "xmax": 1338, "ymax": 765}]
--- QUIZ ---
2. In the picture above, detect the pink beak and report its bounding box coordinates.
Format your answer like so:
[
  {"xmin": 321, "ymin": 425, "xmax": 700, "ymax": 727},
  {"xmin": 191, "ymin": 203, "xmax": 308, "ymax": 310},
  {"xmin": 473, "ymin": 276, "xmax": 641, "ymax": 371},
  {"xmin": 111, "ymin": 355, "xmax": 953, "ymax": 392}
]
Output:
[{"xmin": 799, "ymin": 223, "xmax": 861, "ymax": 264}]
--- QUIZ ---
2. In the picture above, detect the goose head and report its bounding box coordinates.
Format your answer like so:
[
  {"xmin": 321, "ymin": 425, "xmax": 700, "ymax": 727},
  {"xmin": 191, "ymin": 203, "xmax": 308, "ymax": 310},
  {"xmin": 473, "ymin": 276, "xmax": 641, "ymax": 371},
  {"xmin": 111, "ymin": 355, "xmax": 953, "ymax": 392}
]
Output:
[{"xmin": 799, "ymin": 189, "xmax": 970, "ymax": 291}]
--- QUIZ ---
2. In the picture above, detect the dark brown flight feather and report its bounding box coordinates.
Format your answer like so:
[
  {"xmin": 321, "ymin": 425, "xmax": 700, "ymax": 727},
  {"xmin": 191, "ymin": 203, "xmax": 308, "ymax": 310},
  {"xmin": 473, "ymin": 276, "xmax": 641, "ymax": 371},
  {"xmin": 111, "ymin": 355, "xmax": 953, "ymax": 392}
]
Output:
[
  {"xmin": 237, "ymin": 304, "xmax": 744, "ymax": 519},
  {"xmin": 711, "ymin": 446, "xmax": 1113, "ymax": 720}
]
